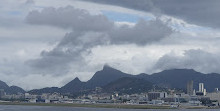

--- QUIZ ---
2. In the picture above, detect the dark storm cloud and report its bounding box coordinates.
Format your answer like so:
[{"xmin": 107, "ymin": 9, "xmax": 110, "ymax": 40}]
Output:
[
  {"xmin": 82, "ymin": 0, "xmax": 220, "ymax": 28},
  {"xmin": 154, "ymin": 49, "xmax": 220, "ymax": 73},
  {"xmin": 25, "ymin": 6, "xmax": 173, "ymax": 75}
]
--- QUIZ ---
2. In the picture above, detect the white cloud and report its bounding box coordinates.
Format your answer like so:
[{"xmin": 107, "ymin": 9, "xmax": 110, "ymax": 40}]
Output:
[{"xmin": 154, "ymin": 49, "xmax": 220, "ymax": 74}]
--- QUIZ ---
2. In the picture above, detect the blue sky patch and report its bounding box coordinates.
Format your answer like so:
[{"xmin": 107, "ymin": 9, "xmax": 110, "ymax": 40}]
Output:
[
  {"xmin": 8, "ymin": 11, "xmax": 22, "ymax": 16},
  {"xmin": 102, "ymin": 10, "xmax": 152, "ymax": 23}
]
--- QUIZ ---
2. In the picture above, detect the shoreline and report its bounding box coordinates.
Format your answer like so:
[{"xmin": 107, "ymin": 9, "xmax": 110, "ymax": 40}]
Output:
[
  {"xmin": 1, "ymin": 102, "xmax": 219, "ymax": 109},
  {"xmin": 0, "ymin": 102, "xmax": 174, "ymax": 109}
]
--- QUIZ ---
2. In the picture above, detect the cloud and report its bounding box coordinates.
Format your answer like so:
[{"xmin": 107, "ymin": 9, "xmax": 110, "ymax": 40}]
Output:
[
  {"xmin": 81, "ymin": 0, "xmax": 157, "ymax": 14},
  {"xmin": 25, "ymin": 0, "xmax": 35, "ymax": 5},
  {"xmin": 26, "ymin": 6, "xmax": 114, "ymax": 31},
  {"xmin": 109, "ymin": 19, "xmax": 172, "ymax": 45},
  {"xmin": 26, "ymin": 6, "xmax": 173, "ymax": 45},
  {"xmin": 83, "ymin": 0, "xmax": 220, "ymax": 28},
  {"xmin": 25, "ymin": 6, "xmax": 173, "ymax": 75},
  {"xmin": 153, "ymin": 49, "xmax": 220, "ymax": 74}
]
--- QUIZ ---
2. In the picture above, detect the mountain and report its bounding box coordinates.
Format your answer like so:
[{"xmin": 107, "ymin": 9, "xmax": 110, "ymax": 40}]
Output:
[
  {"xmin": 138, "ymin": 69, "xmax": 220, "ymax": 92},
  {"xmin": 29, "ymin": 66, "xmax": 220, "ymax": 95},
  {"xmin": 29, "ymin": 65, "xmax": 131, "ymax": 94},
  {"xmin": 0, "ymin": 80, "xmax": 25, "ymax": 94},
  {"xmin": 61, "ymin": 77, "xmax": 86, "ymax": 93},
  {"xmin": 85, "ymin": 65, "xmax": 131, "ymax": 89},
  {"xmin": 103, "ymin": 77, "xmax": 153, "ymax": 94},
  {"xmin": 28, "ymin": 87, "xmax": 59, "ymax": 94},
  {"xmin": 8, "ymin": 86, "xmax": 26, "ymax": 94},
  {"xmin": 29, "ymin": 77, "xmax": 87, "ymax": 95},
  {"xmin": 0, "ymin": 80, "xmax": 9, "ymax": 90}
]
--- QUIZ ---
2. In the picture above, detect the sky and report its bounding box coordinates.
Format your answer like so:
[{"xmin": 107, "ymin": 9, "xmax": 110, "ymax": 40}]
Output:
[{"xmin": 1, "ymin": 0, "xmax": 220, "ymax": 90}]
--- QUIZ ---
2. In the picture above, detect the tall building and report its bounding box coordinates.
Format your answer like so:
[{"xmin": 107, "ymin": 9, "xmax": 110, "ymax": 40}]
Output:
[
  {"xmin": 204, "ymin": 89, "xmax": 207, "ymax": 96},
  {"xmin": 197, "ymin": 83, "xmax": 206, "ymax": 96},
  {"xmin": 187, "ymin": 80, "xmax": 193, "ymax": 95},
  {"xmin": 199, "ymin": 83, "xmax": 204, "ymax": 92},
  {"xmin": 193, "ymin": 89, "xmax": 196, "ymax": 95},
  {"xmin": 0, "ymin": 89, "xmax": 5, "ymax": 99}
]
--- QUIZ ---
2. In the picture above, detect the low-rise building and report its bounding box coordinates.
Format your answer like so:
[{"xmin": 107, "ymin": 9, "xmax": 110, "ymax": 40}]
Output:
[{"xmin": 148, "ymin": 92, "xmax": 167, "ymax": 101}]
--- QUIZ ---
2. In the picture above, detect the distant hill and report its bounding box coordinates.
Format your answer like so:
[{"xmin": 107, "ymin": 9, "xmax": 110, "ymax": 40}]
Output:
[
  {"xmin": 60, "ymin": 77, "xmax": 86, "ymax": 93},
  {"xmin": 28, "ymin": 87, "xmax": 59, "ymax": 94},
  {"xmin": 103, "ymin": 77, "xmax": 153, "ymax": 94},
  {"xmin": 0, "ymin": 80, "xmax": 25, "ymax": 94},
  {"xmin": 28, "ymin": 77, "xmax": 86, "ymax": 95},
  {"xmin": 140, "ymin": 69, "xmax": 220, "ymax": 92},
  {"xmin": 0, "ymin": 80, "xmax": 9, "ymax": 90},
  {"xmin": 29, "ymin": 66, "xmax": 220, "ymax": 95}
]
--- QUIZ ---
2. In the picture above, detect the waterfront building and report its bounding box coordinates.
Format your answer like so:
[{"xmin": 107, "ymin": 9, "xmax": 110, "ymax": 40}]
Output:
[
  {"xmin": 149, "ymin": 100, "xmax": 164, "ymax": 105},
  {"xmin": 148, "ymin": 92, "xmax": 167, "ymax": 101}
]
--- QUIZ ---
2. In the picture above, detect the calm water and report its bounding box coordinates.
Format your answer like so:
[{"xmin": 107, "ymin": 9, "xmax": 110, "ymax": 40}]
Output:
[{"xmin": 0, "ymin": 105, "xmax": 219, "ymax": 111}]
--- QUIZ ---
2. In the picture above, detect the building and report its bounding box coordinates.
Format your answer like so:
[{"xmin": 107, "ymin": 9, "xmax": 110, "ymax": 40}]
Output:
[
  {"xmin": 148, "ymin": 92, "xmax": 167, "ymax": 101},
  {"xmin": 199, "ymin": 83, "xmax": 204, "ymax": 92},
  {"xmin": 204, "ymin": 89, "xmax": 207, "ymax": 96},
  {"xmin": 198, "ymin": 83, "xmax": 206, "ymax": 96},
  {"xmin": 187, "ymin": 80, "xmax": 193, "ymax": 95},
  {"xmin": 196, "ymin": 91, "xmax": 204, "ymax": 96},
  {"xmin": 0, "ymin": 89, "xmax": 5, "ymax": 99},
  {"xmin": 207, "ymin": 92, "xmax": 220, "ymax": 104},
  {"xmin": 215, "ymin": 88, "xmax": 219, "ymax": 92},
  {"xmin": 149, "ymin": 100, "xmax": 165, "ymax": 105}
]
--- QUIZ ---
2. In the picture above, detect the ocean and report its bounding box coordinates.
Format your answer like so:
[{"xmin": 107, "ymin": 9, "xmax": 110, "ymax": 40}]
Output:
[{"xmin": 0, "ymin": 105, "xmax": 219, "ymax": 111}]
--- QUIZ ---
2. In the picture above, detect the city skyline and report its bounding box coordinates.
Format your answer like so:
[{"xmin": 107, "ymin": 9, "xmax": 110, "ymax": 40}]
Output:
[{"xmin": 1, "ymin": 70, "xmax": 220, "ymax": 108}]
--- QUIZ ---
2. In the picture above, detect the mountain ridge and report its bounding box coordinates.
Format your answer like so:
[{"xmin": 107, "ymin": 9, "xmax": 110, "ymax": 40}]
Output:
[
  {"xmin": 2, "ymin": 66, "xmax": 220, "ymax": 95},
  {"xmin": 0, "ymin": 80, "xmax": 25, "ymax": 94},
  {"xmin": 103, "ymin": 77, "xmax": 153, "ymax": 94}
]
